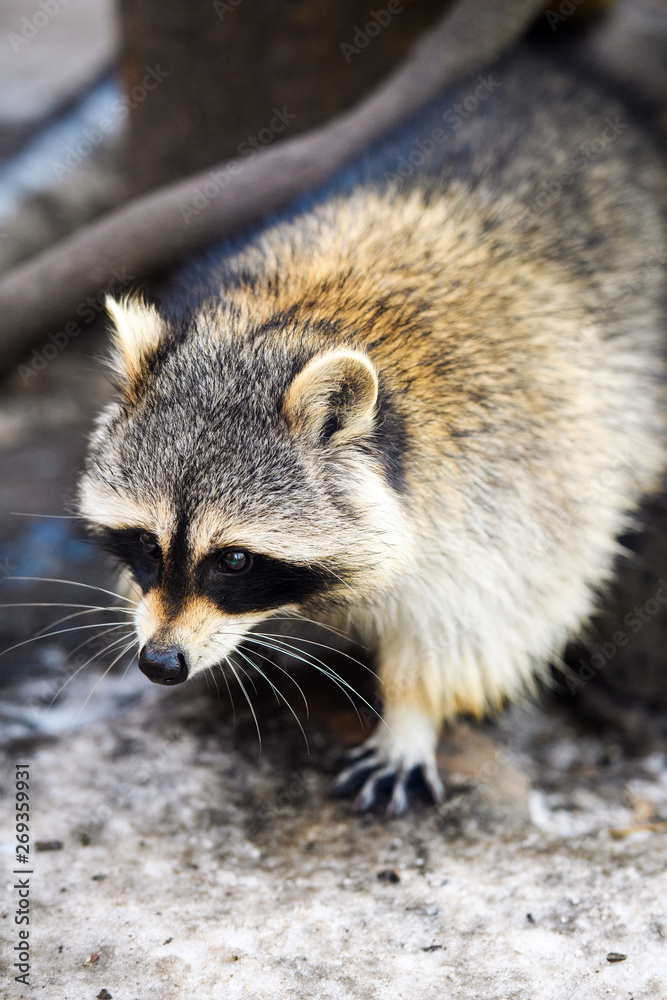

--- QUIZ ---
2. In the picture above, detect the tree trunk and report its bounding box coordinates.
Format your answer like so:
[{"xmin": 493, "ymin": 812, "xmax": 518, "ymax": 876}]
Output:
[{"xmin": 119, "ymin": 0, "xmax": 446, "ymax": 194}]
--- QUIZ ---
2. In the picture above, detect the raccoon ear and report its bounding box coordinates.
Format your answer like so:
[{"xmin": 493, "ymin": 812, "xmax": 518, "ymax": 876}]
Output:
[
  {"xmin": 105, "ymin": 296, "xmax": 164, "ymax": 392},
  {"xmin": 283, "ymin": 349, "xmax": 378, "ymax": 446}
]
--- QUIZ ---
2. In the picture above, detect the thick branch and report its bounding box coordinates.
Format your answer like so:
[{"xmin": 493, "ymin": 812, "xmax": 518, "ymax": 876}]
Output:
[{"xmin": 0, "ymin": 0, "xmax": 542, "ymax": 371}]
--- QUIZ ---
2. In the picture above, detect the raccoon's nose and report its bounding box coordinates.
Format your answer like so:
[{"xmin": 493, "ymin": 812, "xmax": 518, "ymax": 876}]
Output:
[{"xmin": 138, "ymin": 643, "xmax": 189, "ymax": 685}]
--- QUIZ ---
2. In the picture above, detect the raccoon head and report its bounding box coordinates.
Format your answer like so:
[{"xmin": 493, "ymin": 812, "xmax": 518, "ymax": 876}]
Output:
[{"xmin": 77, "ymin": 297, "xmax": 411, "ymax": 686}]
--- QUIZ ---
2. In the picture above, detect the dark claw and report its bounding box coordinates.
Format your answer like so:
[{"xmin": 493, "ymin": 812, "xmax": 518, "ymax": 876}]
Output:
[
  {"xmin": 422, "ymin": 760, "xmax": 445, "ymax": 805},
  {"xmin": 386, "ymin": 767, "xmax": 410, "ymax": 817},
  {"xmin": 332, "ymin": 751, "xmax": 445, "ymax": 815},
  {"xmin": 329, "ymin": 751, "xmax": 381, "ymax": 796},
  {"xmin": 384, "ymin": 762, "xmax": 444, "ymax": 816},
  {"xmin": 341, "ymin": 742, "xmax": 376, "ymax": 763},
  {"xmin": 353, "ymin": 765, "xmax": 396, "ymax": 812}
]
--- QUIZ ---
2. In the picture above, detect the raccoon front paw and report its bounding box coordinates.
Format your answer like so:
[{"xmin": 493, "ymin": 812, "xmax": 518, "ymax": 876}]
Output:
[{"xmin": 330, "ymin": 707, "xmax": 444, "ymax": 816}]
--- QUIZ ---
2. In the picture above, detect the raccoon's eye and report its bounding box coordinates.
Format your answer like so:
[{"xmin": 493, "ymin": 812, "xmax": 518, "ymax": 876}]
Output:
[
  {"xmin": 139, "ymin": 531, "xmax": 161, "ymax": 558},
  {"xmin": 218, "ymin": 549, "xmax": 252, "ymax": 574}
]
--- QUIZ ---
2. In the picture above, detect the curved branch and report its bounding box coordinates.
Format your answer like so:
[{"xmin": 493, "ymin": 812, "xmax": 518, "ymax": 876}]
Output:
[{"xmin": 0, "ymin": 0, "xmax": 542, "ymax": 371}]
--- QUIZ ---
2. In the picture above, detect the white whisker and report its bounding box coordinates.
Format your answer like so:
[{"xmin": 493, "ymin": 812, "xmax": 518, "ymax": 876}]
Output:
[
  {"xmin": 228, "ymin": 660, "xmax": 262, "ymax": 748},
  {"xmin": 267, "ymin": 613, "xmax": 352, "ymax": 641},
  {"xmin": 77, "ymin": 640, "xmax": 138, "ymax": 717},
  {"xmin": 235, "ymin": 646, "xmax": 309, "ymax": 750},
  {"xmin": 49, "ymin": 631, "xmax": 135, "ymax": 706},
  {"xmin": 233, "ymin": 658, "xmax": 258, "ymax": 696},
  {"xmin": 241, "ymin": 643, "xmax": 310, "ymax": 719},
  {"xmin": 0, "ymin": 602, "xmax": 134, "ymax": 612},
  {"xmin": 32, "ymin": 607, "xmax": 135, "ymax": 639},
  {"xmin": 207, "ymin": 665, "xmax": 221, "ymax": 701},
  {"xmin": 0, "ymin": 621, "xmax": 135, "ymax": 658},
  {"xmin": 314, "ymin": 562, "xmax": 362, "ymax": 600},
  {"xmin": 10, "ymin": 512, "xmax": 80, "ymax": 519},
  {"xmin": 219, "ymin": 658, "xmax": 237, "ymax": 725},
  {"xmin": 240, "ymin": 634, "xmax": 380, "ymax": 725},
  {"xmin": 120, "ymin": 655, "xmax": 136, "ymax": 681},
  {"xmin": 7, "ymin": 576, "xmax": 135, "ymax": 605},
  {"xmin": 66, "ymin": 623, "xmax": 131, "ymax": 660},
  {"xmin": 250, "ymin": 630, "xmax": 377, "ymax": 679}
]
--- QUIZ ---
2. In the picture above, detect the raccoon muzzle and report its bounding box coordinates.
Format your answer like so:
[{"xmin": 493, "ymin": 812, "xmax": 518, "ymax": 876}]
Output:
[{"xmin": 138, "ymin": 642, "xmax": 189, "ymax": 685}]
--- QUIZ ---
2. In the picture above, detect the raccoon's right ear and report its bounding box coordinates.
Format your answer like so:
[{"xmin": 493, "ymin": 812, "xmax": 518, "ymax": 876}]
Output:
[
  {"xmin": 282, "ymin": 349, "xmax": 378, "ymax": 446},
  {"xmin": 106, "ymin": 296, "xmax": 164, "ymax": 398}
]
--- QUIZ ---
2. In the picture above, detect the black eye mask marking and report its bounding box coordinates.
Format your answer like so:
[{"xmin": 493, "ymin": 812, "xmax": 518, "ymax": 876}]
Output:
[
  {"xmin": 95, "ymin": 527, "xmax": 336, "ymax": 612},
  {"xmin": 97, "ymin": 527, "xmax": 161, "ymax": 594},
  {"xmin": 200, "ymin": 551, "xmax": 333, "ymax": 614}
]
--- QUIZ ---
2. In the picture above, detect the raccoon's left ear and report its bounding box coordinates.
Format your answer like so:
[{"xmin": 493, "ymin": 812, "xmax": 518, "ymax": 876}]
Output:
[
  {"xmin": 282, "ymin": 349, "xmax": 378, "ymax": 446},
  {"xmin": 106, "ymin": 296, "xmax": 164, "ymax": 396}
]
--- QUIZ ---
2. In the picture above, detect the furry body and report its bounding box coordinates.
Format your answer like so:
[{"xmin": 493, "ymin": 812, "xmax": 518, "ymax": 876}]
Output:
[{"xmin": 79, "ymin": 48, "xmax": 667, "ymax": 812}]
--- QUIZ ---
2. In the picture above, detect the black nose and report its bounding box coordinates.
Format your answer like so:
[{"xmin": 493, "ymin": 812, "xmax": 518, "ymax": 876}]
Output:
[{"xmin": 138, "ymin": 643, "xmax": 189, "ymax": 685}]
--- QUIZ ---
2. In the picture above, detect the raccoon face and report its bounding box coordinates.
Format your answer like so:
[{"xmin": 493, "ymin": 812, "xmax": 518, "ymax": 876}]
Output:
[{"xmin": 78, "ymin": 298, "xmax": 410, "ymax": 686}]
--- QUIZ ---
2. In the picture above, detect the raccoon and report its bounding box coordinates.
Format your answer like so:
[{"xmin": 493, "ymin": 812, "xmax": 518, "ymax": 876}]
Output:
[{"xmin": 78, "ymin": 47, "xmax": 667, "ymax": 814}]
